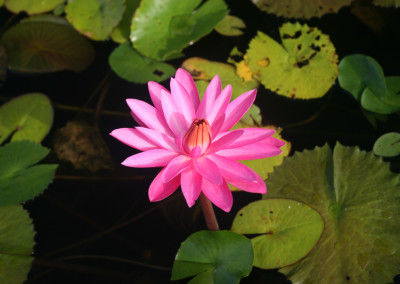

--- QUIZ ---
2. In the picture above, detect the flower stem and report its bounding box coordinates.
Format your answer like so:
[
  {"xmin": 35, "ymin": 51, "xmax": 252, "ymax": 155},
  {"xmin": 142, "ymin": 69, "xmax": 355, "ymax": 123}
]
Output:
[{"xmin": 200, "ymin": 193, "xmax": 219, "ymax": 231}]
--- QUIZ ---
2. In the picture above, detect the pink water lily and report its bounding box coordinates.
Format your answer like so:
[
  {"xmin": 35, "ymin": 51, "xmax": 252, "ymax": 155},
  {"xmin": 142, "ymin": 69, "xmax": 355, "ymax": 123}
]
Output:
[{"xmin": 110, "ymin": 68, "xmax": 284, "ymax": 212}]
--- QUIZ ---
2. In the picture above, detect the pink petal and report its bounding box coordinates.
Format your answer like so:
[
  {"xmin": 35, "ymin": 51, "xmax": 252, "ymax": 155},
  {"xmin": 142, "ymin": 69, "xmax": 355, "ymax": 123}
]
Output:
[
  {"xmin": 110, "ymin": 128, "xmax": 157, "ymax": 151},
  {"xmin": 148, "ymin": 81, "xmax": 168, "ymax": 111},
  {"xmin": 196, "ymin": 75, "xmax": 222, "ymax": 118},
  {"xmin": 160, "ymin": 89, "xmax": 189, "ymax": 136},
  {"xmin": 162, "ymin": 155, "xmax": 192, "ymax": 182},
  {"xmin": 220, "ymin": 89, "xmax": 257, "ymax": 132},
  {"xmin": 121, "ymin": 149, "xmax": 178, "ymax": 168},
  {"xmin": 180, "ymin": 166, "xmax": 202, "ymax": 207},
  {"xmin": 206, "ymin": 84, "xmax": 232, "ymax": 125},
  {"xmin": 209, "ymin": 154, "xmax": 266, "ymax": 194},
  {"xmin": 193, "ymin": 156, "xmax": 223, "ymax": 185},
  {"xmin": 215, "ymin": 138, "xmax": 283, "ymax": 160},
  {"xmin": 208, "ymin": 154, "xmax": 257, "ymax": 181},
  {"xmin": 170, "ymin": 78, "xmax": 195, "ymax": 124},
  {"xmin": 201, "ymin": 178, "xmax": 233, "ymax": 212},
  {"xmin": 135, "ymin": 127, "xmax": 179, "ymax": 152},
  {"xmin": 149, "ymin": 169, "xmax": 180, "ymax": 202},
  {"xmin": 175, "ymin": 68, "xmax": 200, "ymax": 110},
  {"xmin": 210, "ymin": 113, "xmax": 225, "ymax": 139},
  {"xmin": 213, "ymin": 128, "xmax": 275, "ymax": 150},
  {"xmin": 126, "ymin": 99, "xmax": 173, "ymax": 136},
  {"xmin": 206, "ymin": 130, "xmax": 243, "ymax": 154}
]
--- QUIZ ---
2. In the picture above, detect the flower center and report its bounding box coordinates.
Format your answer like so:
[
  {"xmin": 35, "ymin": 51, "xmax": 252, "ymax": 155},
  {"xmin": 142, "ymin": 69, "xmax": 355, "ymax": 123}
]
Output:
[{"xmin": 183, "ymin": 119, "xmax": 211, "ymax": 154}]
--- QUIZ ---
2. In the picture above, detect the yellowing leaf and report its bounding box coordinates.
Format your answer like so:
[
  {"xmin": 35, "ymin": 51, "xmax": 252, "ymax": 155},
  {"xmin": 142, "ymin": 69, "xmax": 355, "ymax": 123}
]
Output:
[
  {"xmin": 246, "ymin": 23, "xmax": 338, "ymax": 99},
  {"xmin": 251, "ymin": 0, "xmax": 352, "ymax": 19}
]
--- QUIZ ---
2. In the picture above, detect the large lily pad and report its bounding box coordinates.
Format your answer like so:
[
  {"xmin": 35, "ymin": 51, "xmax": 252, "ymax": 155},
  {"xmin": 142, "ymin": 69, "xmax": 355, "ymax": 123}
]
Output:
[
  {"xmin": 171, "ymin": 230, "xmax": 253, "ymax": 283},
  {"xmin": 5, "ymin": 0, "xmax": 64, "ymax": 15},
  {"xmin": 0, "ymin": 141, "xmax": 58, "ymax": 206},
  {"xmin": 0, "ymin": 93, "xmax": 53, "ymax": 144},
  {"xmin": 0, "ymin": 205, "xmax": 35, "ymax": 284},
  {"xmin": 251, "ymin": 0, "xmax": 353, "ymax": 19},
  {"xmin": 0, "ymin": 16, "xmax": 94, "ymax": 73},
  {"xmin": 65, "ymin": 0, "xmax": 125, "ymax": 41},
  {"xmin": 109, "ymin": 42, "xmax": 176, "ymax": 83},
  {"xmin": 130, "ymin": 0, "xmax": 227, "ymax": 61},
  {"xmin": 246, "ymin": 23, "xmax": 338, "ymax": 99},
  {"xmin": 231, "ymin": 199, "xmax": 324, "ymax": 269},
  {"xmin": 266, "ymin": 143, "xmax": 400, "ymax": 283},
  {"xmin": 110, "ymin": 0, "xmax": 141, "ymax": 43}
]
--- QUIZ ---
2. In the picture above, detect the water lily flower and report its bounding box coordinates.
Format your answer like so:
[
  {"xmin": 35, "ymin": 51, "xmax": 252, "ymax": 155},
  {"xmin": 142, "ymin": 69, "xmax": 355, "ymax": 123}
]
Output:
[{"xmin": 110, "ymin": 69, "xmax": 284, "ymax": 212}]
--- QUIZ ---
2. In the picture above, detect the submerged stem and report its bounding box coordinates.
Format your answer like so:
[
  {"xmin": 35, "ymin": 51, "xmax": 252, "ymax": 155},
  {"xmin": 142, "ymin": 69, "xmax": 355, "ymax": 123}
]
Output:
[{"xmin": 200, "ymin": 193, "xmax": 219, "ymax": 231}]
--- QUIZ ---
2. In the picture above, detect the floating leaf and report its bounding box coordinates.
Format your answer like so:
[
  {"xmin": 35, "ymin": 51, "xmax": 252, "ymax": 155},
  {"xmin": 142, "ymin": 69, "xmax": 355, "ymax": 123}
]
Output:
[
  {"xmin": 0, "ymin": 16, "xmax": 95, "ymax": 73},
  {"xmin": 65, "ymin": 0, "xmax": 125, "ymax": 41},
  {"xmin": 181, "ymin": 57, "xmax": 259, "ymax": 99},
  {"xmin": 246, "ymin": 23, "xmax": 338, "ymax": 99},
  {"xmin": 373, "ymin": 132, "xmax": 400, "ymax": 157},
  {"xmin": 214, "ymin": 15, "xmax": 246, "ymax": 36},
  {"xmin": 130, "ymin": 0, "xmax": 228, "ymax": 61},
  {"xmin": 171, "ymin": 230, "xmax": 253, "ymax": 283},
  {"xmin": 5, "ymin": 0, "xmax": 64, "ymax": 15},
  {"xmin": 0, "ymin": 93, "xmax": 53, "ymax": 144},
  {"xmin": 110, "ymin": 0, "xmax": 141, "ymax": 43},
  {"xmin": 0, "ymin": 205, "xmax": 35, "ymax": 284},
  {"xmin": 0, "ymin": 141, "xmax": 57, "ymax": 206},
  {"xmin": 231, "ymin": 199, "xmax": 324, "ymax": 269},
  {"xmin": 373, "ymin": 0, "xmax": 400, "ymax": 7},
  {"xmin": 338, "ymin": 54, "xmax": 386, "ymax": 101},
  {"xmin": 266, "ymin": 143, "xmax": 400, "ymax": 283},
  {"xmin": 109, "ymin": 42, "xmax": 176, "ymax": 83},
  {"xmin": 52, "ymin": 121, "xmax": 114, "ymax": 172},
  {"xmin": 251, "ymin": 0, "xmax": 352, "ymax": 19}
]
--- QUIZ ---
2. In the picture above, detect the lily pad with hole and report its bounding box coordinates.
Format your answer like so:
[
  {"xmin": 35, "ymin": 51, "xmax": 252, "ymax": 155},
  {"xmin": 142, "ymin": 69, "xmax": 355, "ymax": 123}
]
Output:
[
  {"xmin": 130, "ymin": 0, "xmax": 227, "ymax": 61},
  {"xmin": 110, "ymin": 0, "xmax": 141, "ymax": 44},
  {"xmin": 5, "ymin": 0, "xmax": 64, "ymax": 14},
  {"xmin": 65, "ymin": 0, "xmax": 125, "ymax": 41},
  {"xmin": 231, "ymin": 198, "xmax": 324, "ymax": 269},
  {"xmin": 251, "ymin": 0, "xmax": 352, "ymax": 19},
  {"xmin": 0, "ymin": 93, "xmax": 53, "ymax": 144},
  {"xmin": 266, "ymin": 143, "xmax": 400, "ymax": 284},
  {"xmin": 109, "ymin": 42, "xmax": 176, "ymax": 83},
  {"xmin": 171, "ymin": 230, "xmax": 253, "ymax": 283},
  {"xmin": 246, "ymin": 23, "xmax": 338, "ymax": 99},
  {"xmin": 214, "ymin": 15, "xmax": 246, "ymax": 36},
  {"xmin": 373, "ymin": 132, "xmax": 400, "ymax": 157},
  {"xmin": 0, "ymin": 141, "xmax": 58, "ymax": 206},
  {"xmin": 0, "ymin": 16, "xmax": 94, "ymax": 73},
  {"xmin": 0, "ymin": 205, "xmax": 35, "ymax": 284}
]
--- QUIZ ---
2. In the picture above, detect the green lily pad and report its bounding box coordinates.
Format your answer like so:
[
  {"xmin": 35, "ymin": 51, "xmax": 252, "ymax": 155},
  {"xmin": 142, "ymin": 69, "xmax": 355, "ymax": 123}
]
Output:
[
  {"xmin": 0, "ymin": 141, "xmax": 58, "ymax": 206},
  {"xmin": 246, "ymin": 23, "xmax": 338, "ymax": 99},
  {"xmin": 0, "ymin": 205, "xmax": 35, "ymax": 284},
  {"xmin": 65, "ymin": 0, "xmax": 125, "ymax": 41},
  {"xmin": 214, "ymin": 15, "xmax": 246, "ymax": 36},
  {"xmin": 0, "ymin": 16, "xmax": 94, "ymax": 73},
  {"xmin": 360, "ymin": 87, "xmax": 400, "ymax": 114},
  {"xmin": 109, "ymin": 42, "xmax": 176, "ymax": 83},
  {"xmin": 251, "ymin": 0, "xmax": 352, "ymax": 19},
  {"xmin": 171, "ymin": 230, "xmax": 253, "ymax": 283},
  {"xmin": 338, "ymin": 54, "xmax": 387, "ymax": 101},
  {"xmin": 5, "ymin": 0, "xmax": 64, "ymax": 15},
  {"xmin": 110, "ymin": 0, "xmax": 141, "ymax": 43},
  {"xmin": 0, "ymin": 93, "xmax": 53, "ymax": 144},
  {"xmin": 130, "ymin": 0, "xmax": 227, "ymax": 61},
  {"xmin": 373, "ymin": 0, "xmax": 400, "ymax": 6},
  {"xmin": 231, "ymin": 198, "xmax": 324, "ymax": 269},
  {"xmin": 373, "ymin": 132, "xmax": 400, "ymax": 157},
  {"xmin": 181, "ymin": 57, "xmax": 259, "ymax": 100},
  {"xmin": 266, "ymin": 143, "xmax": 400, "ymax": 283}
]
